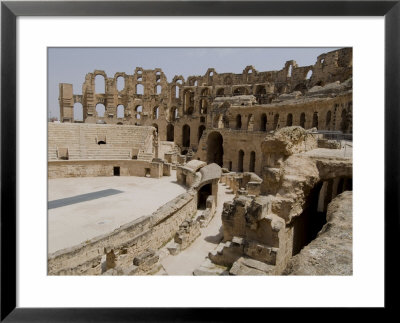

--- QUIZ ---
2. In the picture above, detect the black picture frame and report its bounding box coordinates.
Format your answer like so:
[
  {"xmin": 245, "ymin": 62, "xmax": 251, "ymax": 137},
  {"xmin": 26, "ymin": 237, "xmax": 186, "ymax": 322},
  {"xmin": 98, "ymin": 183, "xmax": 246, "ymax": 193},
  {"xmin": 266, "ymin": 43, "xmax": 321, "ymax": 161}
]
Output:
[{"xmin": 1, "ymin": 1, "xmax": 398, "ymax": 321}]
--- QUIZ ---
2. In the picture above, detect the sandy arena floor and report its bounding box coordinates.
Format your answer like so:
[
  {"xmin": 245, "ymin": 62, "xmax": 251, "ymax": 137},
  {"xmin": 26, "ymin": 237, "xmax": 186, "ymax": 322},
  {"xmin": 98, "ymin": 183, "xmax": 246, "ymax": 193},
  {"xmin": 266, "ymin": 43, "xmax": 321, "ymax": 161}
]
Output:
[{"xmin": 48, "ymin": 171, "xmax": 186, "ymax": 253}]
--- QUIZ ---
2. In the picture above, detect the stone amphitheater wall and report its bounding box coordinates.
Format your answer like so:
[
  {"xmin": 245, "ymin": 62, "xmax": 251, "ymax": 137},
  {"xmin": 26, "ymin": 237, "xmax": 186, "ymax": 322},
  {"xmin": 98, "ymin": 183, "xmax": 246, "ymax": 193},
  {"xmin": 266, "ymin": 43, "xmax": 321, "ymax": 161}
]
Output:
[{"xmin": 48, "ymin": 189, "xmax": 197, "ymax": 275}]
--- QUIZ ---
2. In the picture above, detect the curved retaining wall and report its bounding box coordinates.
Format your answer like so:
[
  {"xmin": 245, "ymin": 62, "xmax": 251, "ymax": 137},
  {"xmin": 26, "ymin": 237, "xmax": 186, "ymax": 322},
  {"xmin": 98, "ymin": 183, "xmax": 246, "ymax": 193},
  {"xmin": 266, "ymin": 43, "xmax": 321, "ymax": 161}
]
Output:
[{"xmin": 48, "ymin": 189, "xmax": 197, "ymax": 275}]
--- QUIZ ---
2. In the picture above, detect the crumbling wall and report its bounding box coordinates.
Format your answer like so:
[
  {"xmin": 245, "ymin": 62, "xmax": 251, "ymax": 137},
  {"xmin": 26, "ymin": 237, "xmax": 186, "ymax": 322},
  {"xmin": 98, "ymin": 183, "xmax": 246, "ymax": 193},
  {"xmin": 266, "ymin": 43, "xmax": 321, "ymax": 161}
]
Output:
[
  {"xmin": 283, "ymin": 191, "xmax": 353, "ymax": 275},
  {"xmin": 59, "ymin": 48, "xmax": 352, "ymax": 159},
  {"xmin": 48, "ymin": 189, "xmax": 197, "ymax": 275}
]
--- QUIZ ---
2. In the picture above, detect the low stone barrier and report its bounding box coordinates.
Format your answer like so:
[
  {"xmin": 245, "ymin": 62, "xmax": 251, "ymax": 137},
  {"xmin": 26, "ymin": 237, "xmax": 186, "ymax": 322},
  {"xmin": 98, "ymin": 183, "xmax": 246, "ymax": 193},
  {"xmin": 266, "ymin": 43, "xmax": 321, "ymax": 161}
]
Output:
[
  {"xmin": 48, "ymin": 189, "xmax": 197, "ymax": 275},
  {"xmin": 48, "ymin": 159, "xmax": 163, "ymax": 179}
]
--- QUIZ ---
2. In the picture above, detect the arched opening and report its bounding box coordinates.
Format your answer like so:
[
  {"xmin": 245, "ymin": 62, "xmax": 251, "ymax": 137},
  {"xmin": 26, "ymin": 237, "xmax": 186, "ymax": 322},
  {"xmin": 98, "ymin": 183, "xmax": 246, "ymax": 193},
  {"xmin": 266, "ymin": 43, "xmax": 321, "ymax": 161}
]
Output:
[
  {"xmin": 152, "ymin": 123, "xmax": 158, "ymax": 134},
  {"xmin": 167, "ymin": 124, "xmax": 174, "ymax": 141},
  {"xmin": 117, "ymin": 104, "xmax": 124, "ymax": 119},
  {"xmin": 286, "ymin": 113, "xmax": 293, "ymax": 126},
  {"xmin": 273, "ymin": 113, "xmax": 280, "ymax": 130},
  {"xmin": 260, "ymin": 113, "xmax": 267, "ymax": 131},
  {"xmin": 292, "ymin": 181, "xmax": 325, "ymax": 255},
  {"xmin": 201, "ymin": 88, "xmax": 210, "ymax": 96},
  {"xmin": 200, "ymin": 99, "xmax": 208, "ymax": 114},
  {"xmin": 198, "ymin": 125, "xmax": 206, "ymax": 142},
  {"xmin": 171, "ymin": 107, "xmax": 179, "ymax": 121},
  {"xmin": 233, "ymin": 87, "xmax": 248, "ymax": 96},
  {"xmin": 198, "ymin": 184, "xmax": 212, "ymax": 210},
  {"xmin": 184, "ymin": 90, "xmax": 194, "ymax": 114},
  {"xmin": 73, "ymin": 102, "xmax": 83, "ymax": 122},
  {"xmin": 206, "ymin": 131, "xmax": 223, "ymax": 166},
  {"xmin": 182, "ymin": 124, "xmax": 190, "ymax": 147},
  {"xmin": 306, "ymin": 70, "xmax": 313, "ymax": 80},
  {"xmin": 153, "ymin": 106, "xmax": 159, "ymax": 119},
  {"xmin": 136, "ymin": 84, "xmax": 144, "ymax": 95},
  {"xmin": 95, "ymin": 75, "xmax": 105, "ymax": 93},
  {"xmin": 116, "ymin": 76, "xmax": 125, "ymax": 91},
  {"xmin": 135, "ymin": 106, "xmax": 142, "ymax": 119},
  {"xmin": 223, "ymin": 116, "xmax": 229, "ymax": 129},
  {"xmin": 255, "ymin": 85, "xmax": 267, "ymax": 104},
  {"xmin": 216, "ymin": 88, "xmax": 224, "ymax": 96},
  {"xmin": 340, "ymin": 109, "xmax": 350, "ymax": 133},
  {"xmin": 287, "ymin": 65, "xmax": 293, "ymax": 77},
  {"xmin": 96, "ymin": 103, "xmax": 105, "ymax": 117},
  {"xmin": 312, "ymin": 112, "xmax": 319, "ymax": 129},
  {"xmin": 155, "ymin": 84, "xmax": 162, "ymax": 95},
  {"xmin": 249, "ymin": 151, "xmax": 256, "ymax": 172},
  {"xmin": 247, "ymin": 114, "xmax": 254, "ymax": 131},
  {"xmin": 238, "ymin": 150, "xmax": 244, "ymax": 172},
  {"xmin": 300, "ymin": 112, "xmax": 306, "ymax": 128},
  {"xmin": 236, "ymin": 115, "xmax": 242, "ymax": 130},
  {"xmin": 326, "ymin": 111, "xmax": 332, "ymax": 129},
  {"xmin": 293, "ymin": 83, "xmax": 307, "ymax": 94},
  {"xmin": 174, "ymin": 85, "xmax": 180, "ymax": 98}
]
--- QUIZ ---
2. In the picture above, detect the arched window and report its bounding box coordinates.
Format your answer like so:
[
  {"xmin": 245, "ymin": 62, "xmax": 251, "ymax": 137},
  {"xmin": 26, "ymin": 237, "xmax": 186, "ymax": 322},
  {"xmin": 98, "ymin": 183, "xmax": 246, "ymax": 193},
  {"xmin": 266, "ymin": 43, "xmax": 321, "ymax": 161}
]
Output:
[
  {"xmin": 249, "ymin": 151, "xmax": 256, "ymax": 172},
  {"xmin": 173, "ymin": 85, "xmax": 180, "ymax": 98},
  {"xmin": 312, "ymin": 112, "xmax": 319, "ymax": 129},
  {"xmin": 326, "ymin": 111, "xmax": 332, "ymax": 129},
  {"xmin": 136, "ymin": 84, "xmax": 144, "ymax": 95},
  {"xmin": 236, "ymin": 115, "xmax": 242, "ymax": 130},
  {"xmin": 153, "ymin": 106, "xmax": 159, "ymax": 119},
  {"xmin": 216, "ymin": 88, "xmax": 224, "ymax": 97},
  {"xmin": 167, "ymin": 124, "xmax": 174, "ymax": 141},
  {"xmin": 300, "ymin": 113, "xmax": 306, "ymax": 128},
  {"xmin": 171, "ymin": 107, "xmax": 178, "ymax": 121},
  {"xmin": 200, "ymin": 99, "xmax": 208, "ymax": 114},
  {"xmin": 117, "ymin": 104, "xmax": 124, "ymax": 119},
  {"xmin": 306, "ymin": 70, "xmax": 313, "ymax": 80},
  {"xmin": 135, "ymin": 106, "xmax": 142, "ymax": 119},
  {"xmin": 247, "ymin": 114, "xmax": 254, "ymax": 131},
  {"xmin": 95, "ymin": 75, "xmax": 105, "ymax": 93},
  {"xmin": 286, "ymin": 113, "xmax": 293, "ymax": 126},
  {"xmin": 238, "ymin": 150, "xmax": 244, "ymax": 172},
  {"xmin": 73, "ymin": 102, "xmax": 83, "ymax": 121},
  {"xmin": 182, "ymin": 124, "xmax": 190, "ymax": 147},
  {"xmin": 156, "ymin": 84, "xmax": 162, "ymax": 95},
  {"xmin": 260, "ymin": 113, "xmax": 267, "ymax": 131},
  {"xmin": 116, "ymin": 76, "xmax": 125, "ymax": 91},
  {"xmin": 198, "ymin": 125, "xmax": 206, "ymax": 142},
  {"xmin": 96, "ymin": 103, "xmax": 105, "ymax": 117},
  {"xmin": 273, "ymin": 113, "xmax": 280, "ymax": 129}
]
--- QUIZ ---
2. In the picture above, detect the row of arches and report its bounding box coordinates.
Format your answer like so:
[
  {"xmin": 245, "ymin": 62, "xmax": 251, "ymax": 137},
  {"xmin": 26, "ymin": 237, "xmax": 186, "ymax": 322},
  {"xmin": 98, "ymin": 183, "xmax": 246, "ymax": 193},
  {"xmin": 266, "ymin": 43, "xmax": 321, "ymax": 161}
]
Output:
[
  {"xmin": 93, "ymin": 75, "xmax": 162, "ymax": 95},
  {"xmin": 165, "ymin": 124, "xmax": 206, "ymax": 146},
  {"xmin": 229, "ymin": 108, "xmax": 350, "ymax": 132},
  {"xmin": 206, "ymin": 132, "xmax": 256, "ymax": 172}
]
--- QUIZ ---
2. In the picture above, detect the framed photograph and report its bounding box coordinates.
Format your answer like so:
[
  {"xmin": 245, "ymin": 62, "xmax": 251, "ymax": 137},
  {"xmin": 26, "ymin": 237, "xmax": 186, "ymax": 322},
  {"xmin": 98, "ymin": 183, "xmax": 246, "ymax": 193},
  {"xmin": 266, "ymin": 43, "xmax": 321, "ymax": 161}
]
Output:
[{"xmin": 1, "ymin": 0, "xmax": 398, "ymax": 320}]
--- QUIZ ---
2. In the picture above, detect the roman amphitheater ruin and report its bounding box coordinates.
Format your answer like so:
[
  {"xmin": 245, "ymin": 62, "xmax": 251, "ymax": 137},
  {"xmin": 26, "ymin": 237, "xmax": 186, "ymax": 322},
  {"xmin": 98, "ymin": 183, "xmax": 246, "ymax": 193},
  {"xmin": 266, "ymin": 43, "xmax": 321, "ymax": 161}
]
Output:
[{"xmin": 48, "ymin": 48, "xmax": 353, "ymax": 276}]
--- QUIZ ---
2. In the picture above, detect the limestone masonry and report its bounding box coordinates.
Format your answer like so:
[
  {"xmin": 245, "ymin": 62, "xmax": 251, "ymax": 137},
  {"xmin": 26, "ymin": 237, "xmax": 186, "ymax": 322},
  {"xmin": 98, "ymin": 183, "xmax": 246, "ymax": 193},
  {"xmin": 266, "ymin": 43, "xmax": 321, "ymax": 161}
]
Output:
[{"xmin": 50, "ymin": 48, "xmax": 353, "ymax": 275}]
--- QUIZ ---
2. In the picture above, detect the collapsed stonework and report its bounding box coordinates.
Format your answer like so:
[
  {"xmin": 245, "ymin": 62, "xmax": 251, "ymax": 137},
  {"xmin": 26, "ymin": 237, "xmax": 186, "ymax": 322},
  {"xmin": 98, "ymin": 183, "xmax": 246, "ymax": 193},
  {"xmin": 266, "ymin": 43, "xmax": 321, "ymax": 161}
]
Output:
[
  {"xmin": 202, "ymin": 126, "xmax": 352, "ymax": 275},
  {"xmin": 59, "ymin": 48, "xmax": 352, "ymax": 176},
  {"xmin": 50, "ymin": 48, "xmax": 353, "ymax": 275}
]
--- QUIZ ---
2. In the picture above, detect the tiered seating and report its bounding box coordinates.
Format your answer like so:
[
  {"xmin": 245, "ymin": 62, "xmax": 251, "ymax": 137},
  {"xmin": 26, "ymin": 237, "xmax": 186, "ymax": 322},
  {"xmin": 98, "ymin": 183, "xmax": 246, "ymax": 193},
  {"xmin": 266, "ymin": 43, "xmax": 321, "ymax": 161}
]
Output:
[{"xmin": 48, "ymin": 123, "xmax": 154, "ymax": 161}]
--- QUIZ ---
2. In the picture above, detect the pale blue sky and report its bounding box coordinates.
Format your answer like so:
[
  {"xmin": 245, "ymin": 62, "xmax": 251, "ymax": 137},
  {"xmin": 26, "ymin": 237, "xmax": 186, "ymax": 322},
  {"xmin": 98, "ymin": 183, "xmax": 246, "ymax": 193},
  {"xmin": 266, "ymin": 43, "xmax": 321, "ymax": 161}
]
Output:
[{"xmin": 48, "ymin": 47, "xmax": 340, "ymax": 119}]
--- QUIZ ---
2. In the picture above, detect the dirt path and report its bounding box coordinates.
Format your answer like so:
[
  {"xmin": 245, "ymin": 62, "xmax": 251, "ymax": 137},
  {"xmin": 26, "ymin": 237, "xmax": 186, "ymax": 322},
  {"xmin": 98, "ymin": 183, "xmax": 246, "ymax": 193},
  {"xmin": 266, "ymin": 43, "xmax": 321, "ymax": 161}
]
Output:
[{"xmin": 158, "ymin": 183, "xmax": 234, "ymax": 275}]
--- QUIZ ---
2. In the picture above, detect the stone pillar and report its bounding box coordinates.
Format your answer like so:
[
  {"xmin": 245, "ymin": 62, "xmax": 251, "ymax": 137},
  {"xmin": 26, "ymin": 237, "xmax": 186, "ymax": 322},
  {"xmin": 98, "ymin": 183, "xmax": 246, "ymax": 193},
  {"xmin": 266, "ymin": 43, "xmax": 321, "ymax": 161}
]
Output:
[{"xmin": 59, "ymin": 83, "xmax": 74, "ymax": 122}]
